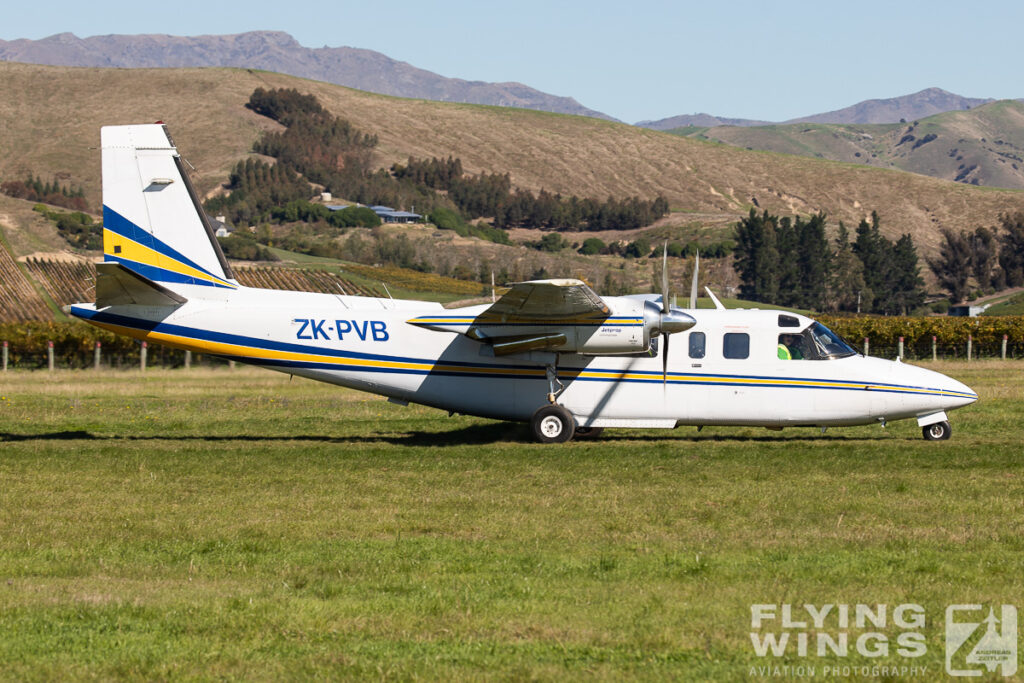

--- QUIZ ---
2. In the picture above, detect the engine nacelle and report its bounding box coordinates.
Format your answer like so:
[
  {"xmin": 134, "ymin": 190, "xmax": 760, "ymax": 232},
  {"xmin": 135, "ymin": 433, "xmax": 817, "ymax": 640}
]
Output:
[
  {"xmin": 571, "ymin": 299, "xmax": 695, "ymax": 355},
  {"xmin": 412, "ymin": 296, "xmax": 695, "ymax": 357}
]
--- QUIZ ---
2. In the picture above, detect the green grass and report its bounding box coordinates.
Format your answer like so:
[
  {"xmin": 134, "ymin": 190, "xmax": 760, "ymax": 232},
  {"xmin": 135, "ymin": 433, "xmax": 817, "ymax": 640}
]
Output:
[
  {"xmin": 0, "ymin": 362, "xmax": 1021, "ymax": 680},
  {"xmin": 983, "ymin": 291, "xmax": 1024, "ymax": 316}
]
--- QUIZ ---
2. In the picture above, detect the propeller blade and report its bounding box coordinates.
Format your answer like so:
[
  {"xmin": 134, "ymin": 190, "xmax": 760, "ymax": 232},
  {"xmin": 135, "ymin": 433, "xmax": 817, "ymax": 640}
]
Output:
[
  {"xmin": 689, "ymin": 251, "xmax": 700, "ymax": 309},
  {"xmin": 661, "ymin": 241, "xmax": 669, "ymax": 313},
  {"xmin": 662, "ymin": 333, "xmax": 670, "ymax": 384}
]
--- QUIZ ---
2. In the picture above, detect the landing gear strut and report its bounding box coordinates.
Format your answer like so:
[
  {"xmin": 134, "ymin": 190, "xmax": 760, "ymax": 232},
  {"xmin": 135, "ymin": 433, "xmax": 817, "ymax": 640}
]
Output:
[
  {"xmin": 545, "ymin": 359, "xmax": 564, "ymax": 404},
  {"xmin": 531, "ymin": 357, "xmax": 575, "ymax": 443}
]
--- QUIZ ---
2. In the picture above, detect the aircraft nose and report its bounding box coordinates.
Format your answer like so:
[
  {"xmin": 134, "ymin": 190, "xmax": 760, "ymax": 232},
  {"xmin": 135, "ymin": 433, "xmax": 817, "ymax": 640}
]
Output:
[
  {"xmin": 895, "ymin": 362, "xmax": 978, "ymax": 413},
  {"xmin": 941, "ymin": 375, "xmax": 978, "ymax": 409}
]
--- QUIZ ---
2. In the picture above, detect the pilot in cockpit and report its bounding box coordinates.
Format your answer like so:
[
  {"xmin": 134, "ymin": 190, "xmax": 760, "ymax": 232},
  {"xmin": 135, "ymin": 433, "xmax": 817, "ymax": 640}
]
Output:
[{"xmin": 777, "ymin": 333, "xmax": 804, "ymax": 360}]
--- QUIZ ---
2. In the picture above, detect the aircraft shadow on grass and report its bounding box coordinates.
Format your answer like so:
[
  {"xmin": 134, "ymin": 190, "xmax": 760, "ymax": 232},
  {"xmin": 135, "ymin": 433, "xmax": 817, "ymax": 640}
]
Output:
[{"xmin": 1, "ymin": 426, "xmax": 893, "ymax": 448}]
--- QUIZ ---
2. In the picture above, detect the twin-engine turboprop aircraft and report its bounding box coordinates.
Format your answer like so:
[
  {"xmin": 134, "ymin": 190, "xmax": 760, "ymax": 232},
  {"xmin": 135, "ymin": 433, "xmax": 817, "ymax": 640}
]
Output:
[{"xmin": 69, "ymin": 124, "xmax": 977, "ymax": 442}]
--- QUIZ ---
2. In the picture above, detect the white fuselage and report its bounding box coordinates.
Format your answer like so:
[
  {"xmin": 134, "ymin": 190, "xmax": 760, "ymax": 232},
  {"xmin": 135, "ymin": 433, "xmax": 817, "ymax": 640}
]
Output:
[{"xmin": 70, "ymin": 285, "xmax": 977, "ymax": 430}]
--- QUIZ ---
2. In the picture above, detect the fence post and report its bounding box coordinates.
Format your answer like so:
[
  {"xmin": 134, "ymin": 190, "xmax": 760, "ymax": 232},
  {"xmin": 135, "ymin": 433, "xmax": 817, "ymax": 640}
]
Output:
[
  {"xmin": 898, "ymin": 336, "xmax": 904, "ymax": 360},
  {"xmin": 932, "ymin": 336, "xmax": 937, "ymax": 362},
  {"xmin": 48, "ymin": 341, "xmax": 54, "ymax": 372},
  {"xmin": 140, "ymin": 341, "xmax": 147, "ymax": 372},
  {"xmin": 863, "ymin": 337, "xmax": 869, "ymax": 356},
  {"xmin": 229, "ymin": 360, "xmax": 236, "ymax": 370},
  {"xmin": 967, "ymin": 334, "xmax": 972, "ymax": 362},
  {"xmin": 184, "ymin": 350, "xmax": 192, "ymax": 370},
  {"xmin": 2, "ymin": 341, "xmax": 7, "ymax": 372},
  {"xmin": 1002, "ymin": 334, "xmax": 1008, "ymax": 360},
  {"xmin": 94, "ymin": 342, "xmax": 102, "ymax": 370}
]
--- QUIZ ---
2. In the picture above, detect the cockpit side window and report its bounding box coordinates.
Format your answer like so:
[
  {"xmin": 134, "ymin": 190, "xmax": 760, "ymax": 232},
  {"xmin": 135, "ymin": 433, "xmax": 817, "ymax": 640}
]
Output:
[
  {"xmin": 778, "ymin": 314, "xmax": 801, "ymax": 328},
  {"xmin": 777, "ymin": 333, "xmax": 807, "ymax": 360}
]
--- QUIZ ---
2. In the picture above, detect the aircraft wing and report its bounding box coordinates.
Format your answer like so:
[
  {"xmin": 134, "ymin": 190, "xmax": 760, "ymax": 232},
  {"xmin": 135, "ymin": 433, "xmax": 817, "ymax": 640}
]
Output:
[
  {"xmin": 477, "ymin": 279, "xmax": 609, "ymax": 324},
  {"xmin": 407, "ymin": 279, "xmax": 617, "ymax": 355}
]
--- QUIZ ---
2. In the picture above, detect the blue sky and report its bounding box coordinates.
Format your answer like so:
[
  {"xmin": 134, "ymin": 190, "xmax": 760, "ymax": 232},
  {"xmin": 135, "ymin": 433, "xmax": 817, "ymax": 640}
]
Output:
[{"xmin": 2, "ymin": 0, "xmax": 1021, "ymax": 123}]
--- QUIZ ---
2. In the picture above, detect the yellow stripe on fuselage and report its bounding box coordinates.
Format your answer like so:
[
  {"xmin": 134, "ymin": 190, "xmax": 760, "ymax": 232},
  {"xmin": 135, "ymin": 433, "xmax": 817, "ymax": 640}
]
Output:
[
  {"xmin": 86, "ymin": 318, "xmax": 971, "ymax": 397},
  {"xmin": 86, "ymin": 320, "xmax": 550, "ymax": 378}
]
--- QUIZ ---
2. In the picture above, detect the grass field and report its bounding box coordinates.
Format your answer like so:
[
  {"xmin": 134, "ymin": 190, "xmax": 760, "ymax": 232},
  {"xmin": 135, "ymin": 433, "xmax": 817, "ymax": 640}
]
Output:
[{"xmin": 0, "ymin": 362, "xmax": 1022, "ymax": 680}]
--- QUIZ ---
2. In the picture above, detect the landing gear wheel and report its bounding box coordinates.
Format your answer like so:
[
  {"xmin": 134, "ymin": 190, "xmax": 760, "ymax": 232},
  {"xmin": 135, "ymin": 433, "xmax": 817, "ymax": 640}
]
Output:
[
  {"xmin": 574, "ymin": 426, "xmax": 604, "ymax": 440},
  {"xmin": 531, "ymin": 405, "xmax": 575, "ymax": 443},
  {"xmin": 922, "ymin": 421, "xmax": 951, "ymax": 441}
]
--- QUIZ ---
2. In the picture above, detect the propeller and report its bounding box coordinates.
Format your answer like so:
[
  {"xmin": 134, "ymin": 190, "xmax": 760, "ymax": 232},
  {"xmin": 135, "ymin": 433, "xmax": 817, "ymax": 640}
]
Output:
[
  {"xmin": 689, "ymin": 251, "xmax": 700, "ymax": 309},
  {"xmin": 655, "ymin": 242, "xmax": 696, "ymax": 383},
  {"xmin": 662, "ymin": 244, "xmax": 670, "ymax": 383}
]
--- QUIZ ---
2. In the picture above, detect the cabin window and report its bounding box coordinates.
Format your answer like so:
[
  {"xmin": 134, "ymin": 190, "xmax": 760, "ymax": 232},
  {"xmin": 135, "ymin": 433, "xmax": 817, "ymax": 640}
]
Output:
[
  {"xmin": 723, "ymin": 332, "xmax": 749, "ymax": 359},
  {"xmin": 688, "ymin": 331, "xmax": 706, "ymax": 359}
]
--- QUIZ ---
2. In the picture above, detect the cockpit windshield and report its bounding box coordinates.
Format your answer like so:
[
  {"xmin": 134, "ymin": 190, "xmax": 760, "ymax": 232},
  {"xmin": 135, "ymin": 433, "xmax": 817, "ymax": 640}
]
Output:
[
  {"xmin": 804, "ymin": 322, "xmax": 856, "ymax": 359},
  {"xmin": 778, "ymin": 322, "xmax": 856, "ymax": 360}
]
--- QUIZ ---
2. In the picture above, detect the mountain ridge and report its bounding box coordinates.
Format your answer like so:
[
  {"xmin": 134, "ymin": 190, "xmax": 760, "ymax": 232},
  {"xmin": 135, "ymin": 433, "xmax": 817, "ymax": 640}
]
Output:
[
  {"xmin": 0, "ymin": 62, "xmax": 1021, "ymax": 264},
  {"xmin": 668, "ymin": 100, "xmax": 1024, "ymax": 191},
  {"xmin": 0, "ymin": 30, "xmax": 616, "ymax": 121},
  {"xmin": 638, "ymin": 88, "xmax": 1001, "ymax": 130}
]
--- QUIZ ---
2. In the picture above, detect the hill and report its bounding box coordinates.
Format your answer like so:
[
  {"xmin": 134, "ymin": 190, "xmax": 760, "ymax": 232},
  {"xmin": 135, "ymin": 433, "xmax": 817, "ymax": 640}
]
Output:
[
  {"xmin": 671, "ymin": 100, "xmax": 1024, "ymax": 190},
  {"xmin": 0, "ymin": 61, "xmax": 1022, "ymax": 263},
  {"xmin": 638, "ymin": 87, "xmax": 996, "ymax": 130},
  {"xmin": 0, "ymin": 31, "xmax": 614, "ymax": 121},
  {"xmin": 635, "ymin": 113, "xmax": 771, "ymax": 129},
  {"xmin": 787, "ymin": 87, "xmax": 993, "ymax": 125}
]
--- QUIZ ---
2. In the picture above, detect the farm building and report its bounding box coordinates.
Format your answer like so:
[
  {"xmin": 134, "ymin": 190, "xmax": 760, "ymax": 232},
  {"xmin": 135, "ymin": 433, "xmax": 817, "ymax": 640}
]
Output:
[{"xmin": 368, "ymin": 206, "xmax": 422, "ymax": 224}]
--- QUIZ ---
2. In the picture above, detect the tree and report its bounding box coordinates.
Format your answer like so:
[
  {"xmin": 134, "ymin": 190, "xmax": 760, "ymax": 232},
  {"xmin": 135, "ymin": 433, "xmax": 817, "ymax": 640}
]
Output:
[
  {"xmin": 734, "ymin": 209, "xmax": 780, "ymax": 303},
  {"xmin": 929, "ymin": 228, "xmax": 973, "ymax": 302},
  {"xmin": 853, "ymin": 212, "xmax": 894, "ymax": 312},
  {"xmin": 795, "ymin": 213, "xmax": 830, "ymax": 310},
  {"xmin": 828, "ymin": 222, "xmax": 869, "ymax": 312},
  {"xmin": 774, "ymin": 217, "xmax": 800, "ymax": 306},
  {"xmin": 535, "ymin": 232, "xmax": 568, "ymax": 252},
  {"xmin": 998, "ymin": 212, "xmax": 1024, "ymax": 287},
  {"xmin": 623, "ymin": 237, "xmax": 651, "ymax": 258},
  {"xmin": 578, "ymin": 237, "xmax": 606, "ymax": 255},
  {"xmin": 969, "ymin": 226, "xmax": 1001, "ymax": 290},
  {"xmin": 890, "ymin": 234, "xmax": 926, "ymax": 314}
]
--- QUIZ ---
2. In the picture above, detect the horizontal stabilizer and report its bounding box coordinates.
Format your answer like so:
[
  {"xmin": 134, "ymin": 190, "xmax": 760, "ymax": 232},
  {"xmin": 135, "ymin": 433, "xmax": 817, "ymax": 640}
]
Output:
[{"xmin": 95, "ymin": 262, "xmax": 188, "ymax": 308}]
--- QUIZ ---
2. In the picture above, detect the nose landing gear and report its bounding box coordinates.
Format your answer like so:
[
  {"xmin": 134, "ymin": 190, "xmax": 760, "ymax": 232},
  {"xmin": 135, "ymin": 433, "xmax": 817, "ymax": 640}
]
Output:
[{"xmin": 922, "ymin": 420, "xmax": 951, "ymax": 441}]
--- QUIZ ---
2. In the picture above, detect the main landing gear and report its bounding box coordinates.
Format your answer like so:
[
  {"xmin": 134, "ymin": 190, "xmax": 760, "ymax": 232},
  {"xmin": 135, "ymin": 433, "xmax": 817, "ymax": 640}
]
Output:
[
  {"xmin": 922, "ymin": 420, "xmax": 952, "ymax": 441},
  {"xmin": 531, "ymin": 358, "xmax": 574, "ymax": 443},
  {"xmin": 529, "ymin": 357, "xmax": 599, "ymax": 444},
  {"xmin": 531, "ymin": 404, "xmax": 575, "ymax": 443}
]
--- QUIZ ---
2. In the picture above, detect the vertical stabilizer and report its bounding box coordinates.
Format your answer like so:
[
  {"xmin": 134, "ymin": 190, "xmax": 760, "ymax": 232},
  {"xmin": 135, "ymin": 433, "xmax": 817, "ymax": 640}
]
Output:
[{"xmin": 101, "ymin": 124, "xmax": 236, "ymax": 289}]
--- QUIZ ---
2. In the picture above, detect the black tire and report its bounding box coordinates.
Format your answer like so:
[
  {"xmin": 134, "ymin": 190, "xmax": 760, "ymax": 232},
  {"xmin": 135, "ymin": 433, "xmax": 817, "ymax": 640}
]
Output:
[
  {"xmin": 922, "ymin": 421, "xmax": 951, "ymax": 441},
  {"xmin": 574, "ymin": 426, "xmax": 604, "ymax": 440},
  {"xmin": 531, "ymin": 405, "xmax": 575, "ymax": 443}
]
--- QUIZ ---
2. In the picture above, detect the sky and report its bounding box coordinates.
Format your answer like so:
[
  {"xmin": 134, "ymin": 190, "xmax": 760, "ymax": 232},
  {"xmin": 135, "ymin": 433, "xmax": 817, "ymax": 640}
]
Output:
[{"xmin": 2, "ymin": 0, "xmax": 1022, "ymax": 123}]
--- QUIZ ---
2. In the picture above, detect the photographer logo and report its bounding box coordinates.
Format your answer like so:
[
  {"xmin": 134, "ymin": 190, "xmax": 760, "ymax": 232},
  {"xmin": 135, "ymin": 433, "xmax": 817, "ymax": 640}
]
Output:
[{"xmin": 945, "ymin": 605, "xmax": 1017, "ymax": 677}]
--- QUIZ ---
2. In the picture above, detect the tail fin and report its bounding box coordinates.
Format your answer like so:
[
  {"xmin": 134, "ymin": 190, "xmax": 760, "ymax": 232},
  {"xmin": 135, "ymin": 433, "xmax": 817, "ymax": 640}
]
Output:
[{"xmin": 101, "ymin": 124, "xmax": 236, "ymax": 289}]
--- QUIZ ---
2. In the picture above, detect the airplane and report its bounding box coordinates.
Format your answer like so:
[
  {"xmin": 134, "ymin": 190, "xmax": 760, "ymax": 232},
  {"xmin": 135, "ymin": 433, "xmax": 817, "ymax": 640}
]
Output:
[{"xmin": 68, "ymin": 124, "xmax": 978, "ymax": 443}]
